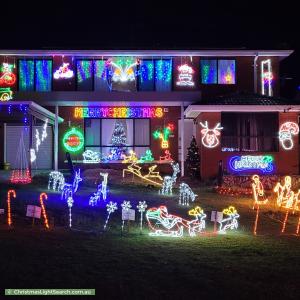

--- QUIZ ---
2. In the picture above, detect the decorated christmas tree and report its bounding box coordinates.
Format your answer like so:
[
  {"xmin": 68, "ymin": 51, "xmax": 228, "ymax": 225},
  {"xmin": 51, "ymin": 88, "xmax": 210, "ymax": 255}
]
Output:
[
  {"xmin": 186, "ymin": 135, "xmax": 200, "ymax": 178},
  {"xmin": 110, "ymin": 120, "xmax": 127, "ymax": 160}
]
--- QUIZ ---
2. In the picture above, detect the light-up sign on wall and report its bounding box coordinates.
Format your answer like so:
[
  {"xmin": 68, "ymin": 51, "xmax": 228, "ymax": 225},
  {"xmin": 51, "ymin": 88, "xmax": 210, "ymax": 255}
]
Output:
[
  {"xmin": 74, "ymin": 107, "xmax": 164, "ymax": 119},
  {"xmin": 279, "ymin": 122, "xmax": 299, "ymax": 150},
  {"xmin": 229, "ymin": 155, "xmax": 274, "ymax": 173},
  {"xmin": 54, "ymin": 63, "xmax": 74, "ymax": 80},
  {"xmin": 62, "ymin": 128, "xmax": 84, "ymax": 153}
]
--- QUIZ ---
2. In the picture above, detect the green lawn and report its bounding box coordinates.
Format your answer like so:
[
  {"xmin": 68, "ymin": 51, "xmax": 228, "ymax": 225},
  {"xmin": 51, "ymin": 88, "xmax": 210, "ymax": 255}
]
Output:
[{"xmin": 0, "ymin": 176, "xmax": 300, "ymax": 299}]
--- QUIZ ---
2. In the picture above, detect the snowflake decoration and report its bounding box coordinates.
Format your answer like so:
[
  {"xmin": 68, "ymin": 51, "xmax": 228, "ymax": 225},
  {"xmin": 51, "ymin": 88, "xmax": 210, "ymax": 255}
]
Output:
[
  {"xmin": 121, "ymin": 200, "xmax": 131, "ymax": 211},
  {"xmin": 137, "ymin": 201, "xmax": 147, "ymax": 213},
  {"xmin": 106, "ymin": 201, "xmax": 118, "ymax": 213}
]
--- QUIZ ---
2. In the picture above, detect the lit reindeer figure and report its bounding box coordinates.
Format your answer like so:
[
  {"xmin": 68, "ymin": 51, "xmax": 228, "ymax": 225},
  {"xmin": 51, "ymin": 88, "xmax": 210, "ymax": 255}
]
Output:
[
  {"xmin": 187, "ymin": 206, "xmax": 206, "ymax": 236},
  {"xmin": 200, "ymin": 121, "xmax": 223, "ymax": 148},
  {"xmin": 61, "ymin": 169, "xmax": 82, "ymax": 201},
  {"xmin": 48, "ymin": 171, "xmax": 65, "ymax": 192},
  {"xmin": 160, "ymin": 163, "xmax": 180, "ymax": 195},
  {"xmin": 179, "ymin": 183, "xmax": 198, "ymax": 206},
  {"xmin": 218, "ymin": 206, "xmax": 240, "ymax": 234},
  {"xmin": 89, "ymin": 172, "xmax": 109, "ymax": 206}
]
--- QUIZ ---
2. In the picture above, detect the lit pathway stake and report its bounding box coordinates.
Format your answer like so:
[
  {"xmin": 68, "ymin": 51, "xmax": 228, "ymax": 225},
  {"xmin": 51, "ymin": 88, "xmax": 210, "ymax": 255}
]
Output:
[
  {"xmin": 121, "ymin": 201, "xmax": 131, "ymax": 232},
  {"xmin": 7, "ymin": 190, "xmax": 16, "ymax": 226},
  {"xmin": 104, "ymin": 202, "xmax": 118, "ymax": 230},
  {"xmin": 39, "ymin": 193, "xmax": 49, "ymax": 229},
  {"xmin": 137, "ymin": 201, "xmax": 148, "ymax": 231}
]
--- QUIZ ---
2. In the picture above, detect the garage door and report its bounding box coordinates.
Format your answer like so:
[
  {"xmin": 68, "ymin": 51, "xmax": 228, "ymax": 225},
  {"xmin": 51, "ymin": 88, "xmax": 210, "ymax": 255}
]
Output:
[{"xmin": 6, "ymin": 125, "xmax": 53, "ymax": 169}]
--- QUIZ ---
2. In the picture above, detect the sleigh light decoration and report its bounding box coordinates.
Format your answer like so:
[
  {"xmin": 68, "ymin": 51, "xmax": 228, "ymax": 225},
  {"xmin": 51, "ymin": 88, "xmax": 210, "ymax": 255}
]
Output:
[
  {"xmin": 146, "ymin": 206, "xmax": 206, "ymax": 237},
  {"xmin": 83, "ymin": 149, "xmax": 101, "ymax": 164},
  {"xmin": 279, "ymin": 122, "xmax": 299, "ymax": 150},
  {"xmin": 200, "ymin": 121, "xmax": 223, "ymax": 148}
]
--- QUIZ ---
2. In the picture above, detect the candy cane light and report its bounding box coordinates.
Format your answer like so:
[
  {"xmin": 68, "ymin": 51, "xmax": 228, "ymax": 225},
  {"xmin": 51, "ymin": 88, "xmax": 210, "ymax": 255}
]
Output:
[
  {"xmin": 39, "ymin": 193, "xmax": 49, "ymax": 229},
  {"xmin": 7, "ymin": 189, "xmax": 16, "ymax": 226}
]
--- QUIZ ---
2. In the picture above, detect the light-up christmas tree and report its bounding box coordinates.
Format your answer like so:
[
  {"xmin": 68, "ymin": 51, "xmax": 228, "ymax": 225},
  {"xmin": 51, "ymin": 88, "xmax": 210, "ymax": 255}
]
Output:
[
  {"xmin": 110, "ymin": 120, "xmax": 127, "ymax": 160},
  {"xmin": 186, "ymin": 136, "xmax": 200, "ymax": 178}
]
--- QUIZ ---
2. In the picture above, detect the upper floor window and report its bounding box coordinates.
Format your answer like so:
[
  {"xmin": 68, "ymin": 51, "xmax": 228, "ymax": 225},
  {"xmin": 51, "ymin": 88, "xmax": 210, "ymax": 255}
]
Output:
[
  {"xmin": 218, "ymin": 60, "xmax": 236, "ymax": 84},
  {"xmin": 221, "ymin": 112, "xmax": 278, "ymax": 152},
  {"xmin": 77, "ymin": 60, "xmax": 93, "ymax": 91},
  {"xmin": 18, "ymin": 59, "xmax": 52, "ymax": 92},
  {"xmin": 201, "ymin": 59, "xmax": 236, "ymax": 85},
  {"xmin": 154, "ymin": 59, "xmax": 172, "ymax": 91}
]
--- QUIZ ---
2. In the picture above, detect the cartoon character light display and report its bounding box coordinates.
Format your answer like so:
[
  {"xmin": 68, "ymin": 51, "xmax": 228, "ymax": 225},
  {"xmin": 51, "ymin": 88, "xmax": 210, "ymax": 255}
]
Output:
[{"xmin": 279, "ymin": 122, "xmax": 299, "ymax": 150}]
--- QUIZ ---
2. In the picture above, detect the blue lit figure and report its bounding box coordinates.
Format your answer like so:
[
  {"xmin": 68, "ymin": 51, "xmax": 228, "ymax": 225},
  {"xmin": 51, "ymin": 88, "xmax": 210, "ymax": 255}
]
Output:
[{"xmin": 89, "ymin": 173, "xmax": 109, "ymax": 206}]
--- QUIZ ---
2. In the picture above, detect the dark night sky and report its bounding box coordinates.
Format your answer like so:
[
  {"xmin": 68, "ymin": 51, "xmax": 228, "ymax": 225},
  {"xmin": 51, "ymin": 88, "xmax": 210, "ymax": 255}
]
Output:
[{"xmin": 1, "ymin": 0, "xmax": 299, "ymax": 97}]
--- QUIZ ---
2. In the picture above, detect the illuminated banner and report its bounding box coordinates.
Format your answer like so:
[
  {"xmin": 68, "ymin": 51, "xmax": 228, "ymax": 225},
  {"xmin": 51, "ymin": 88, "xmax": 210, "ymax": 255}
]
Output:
[
  {"xmin": 74, "ymin": 107, "xmax": 164, "ymax": 119},
  {"xmin": 229, "ymin": 155, "xmax": 274, "ymax": 173}
]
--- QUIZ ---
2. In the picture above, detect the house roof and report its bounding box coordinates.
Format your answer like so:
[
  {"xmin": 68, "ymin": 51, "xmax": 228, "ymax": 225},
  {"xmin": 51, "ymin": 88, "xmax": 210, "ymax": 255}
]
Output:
[
  {"xmin": 185, "ymin": 93, "xmax": 300, "ymax": 118},
  {"xmin": 192, "ymin": 93, "xmax": 300, "ymax": 106},
  {"xmin": 0, "ymin": 49, "xmax": 293, "ymax": 59}
]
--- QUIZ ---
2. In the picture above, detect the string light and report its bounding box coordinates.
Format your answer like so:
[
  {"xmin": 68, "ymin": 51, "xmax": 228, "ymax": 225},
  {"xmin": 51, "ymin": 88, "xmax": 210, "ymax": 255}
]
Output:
[
  {"xmin": 123, "ymin": 162, "xmax": 163, "ymax": 186},
  {"xmin": 201, "ymin": 60, "xmax": 217, "ymax": 84},
  {"xmin": 89, "ymin": 173, "xmax": 108, "ymax": 206},
  {"xmin": 7, "ymin": 190, "xmax": 16, "ymax": 226},
  {"xmin": 229, "ymin": 155, "xmax": 274, "ymax": 173},
  {"xmin": 48, "ymin": 171, "xmax": 65, "ymax": 192},
  {"xmin": 218, "ymin": 206, "xmax": 239, "ymax": 234},
  {"xmin": 18, "ymin": 60, "xmax": 34, "ymax": 91},
  {"xmin": 62, "ymin": 128, "xmax": 84, "ymax": 153},
  {"xmin": 160, "ymin": 163, "xmax": 180, "ymax": 195},
  {"xmin": 187, "ymin": 206, "xmax": 206, "ymax": 236},
  {"xmin": 179, "ymin": 183, "xmax": 198, "ymax": 206},
  {"xmin": 218, "ymin": 60, "xmax": 235, "ymax": 84},
  {"xmin": 53, "ymin": 63, "xmax": 74, "ymax": 79},
  {"xmin": 137, "ymin": 201, "xmax": 148, "ymax": 231},
  {"xmin": 39, "ymin": 193, "xmax": 49, "ymax": 229},
  {"xmin": 77, "ymin": 60, "xmax": 93, "ymax": 83},
  {"xmin": 104, "ymin": 201, "xmax": 118, "ymax": 230},
  {"xmin": 200, "ymin": 121, "xmax": 223, "ymax": 148},
  {"xmin": 108, "ymin": 57, "xmax": 137, "ymax": 82},
  {"xmin": 146, "ymin": 205, "xmax": 206, "ymax": 237},
  {"xmin": 30, "ymin": 149, "xmax": 36, "ymax": 163},
  {"xmin": 35, "ymin": 60, "xmax": 52, "ymax": 91},
  {"xmin": 279, "ymin": 122, "xmax": 299, "ymax": 150},
  {"xmin": 153, "ymin": 123, "xmax": 174, "ymax": 149}
]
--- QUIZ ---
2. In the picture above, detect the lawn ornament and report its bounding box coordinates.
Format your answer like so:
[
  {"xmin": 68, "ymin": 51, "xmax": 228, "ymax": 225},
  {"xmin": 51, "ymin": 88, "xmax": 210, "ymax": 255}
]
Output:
[
  {"xmin": 104, "ymin": 202, "xmax": 118, "ymax": 230},
  {"xmin": 179, "ymin": 182, "xmax": 197, "ymax": 206},
  {"xmin": 160, "ymin": 162, "xmax": 180, "ymax": 195},
  {"xmin": 137, "ymin": 201, "xmax": 148, "ymax": 231},
  {"xmin": 7, "ymin": 190, "xmax": 16, "ymax": 226},
  {"xmin": 48, "ymin": 171, "xmax": 65, "ymax": 192},
  {"xmin": 39, "ymin": 193, "xmax": 49, "ymax": 229}
]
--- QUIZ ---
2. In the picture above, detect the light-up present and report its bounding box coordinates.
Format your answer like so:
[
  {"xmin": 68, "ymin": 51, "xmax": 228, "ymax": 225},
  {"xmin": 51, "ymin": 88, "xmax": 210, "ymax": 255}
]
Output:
[
  {"xmin": 74, "ymin": 106, "xmax": 164, "ymax": 119},
  {"xmin": 229, "ymin": 155, "xmax": 274, "ymax": 173}
]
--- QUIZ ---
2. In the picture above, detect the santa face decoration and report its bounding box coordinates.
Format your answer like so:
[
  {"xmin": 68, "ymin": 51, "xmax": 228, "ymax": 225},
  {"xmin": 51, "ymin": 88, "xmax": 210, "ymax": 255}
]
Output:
[{"xmin": 279, "ymin": 122, "xmax": 299, "ymax": 150}]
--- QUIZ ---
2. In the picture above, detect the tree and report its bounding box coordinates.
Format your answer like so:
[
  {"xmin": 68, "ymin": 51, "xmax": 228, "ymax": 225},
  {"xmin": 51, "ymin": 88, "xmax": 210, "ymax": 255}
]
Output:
[
  {"xmin": 186, "ymin": 135, "xmax": 200, "ymax": 178},
  {"xmin": 110, "ymin": 120, "xmax": 127, "ymax": 160}
]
